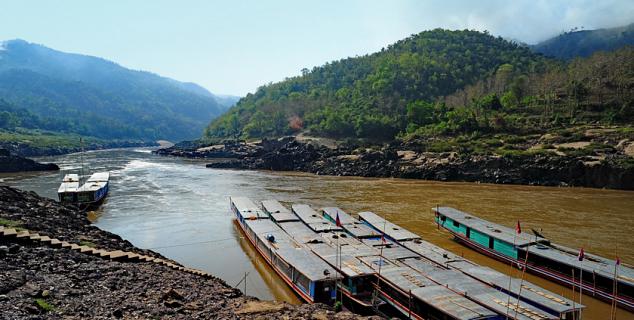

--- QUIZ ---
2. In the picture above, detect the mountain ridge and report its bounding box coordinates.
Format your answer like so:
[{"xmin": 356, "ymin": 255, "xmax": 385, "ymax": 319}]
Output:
[{"xmin": 0, "ymin": 39, "xmax": 232, "ymax": 141}]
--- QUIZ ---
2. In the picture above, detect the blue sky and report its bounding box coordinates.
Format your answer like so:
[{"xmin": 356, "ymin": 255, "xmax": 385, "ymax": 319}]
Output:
[{"xmin": 1, "ymin": 1, "xmax": 633, "ymax": 96}]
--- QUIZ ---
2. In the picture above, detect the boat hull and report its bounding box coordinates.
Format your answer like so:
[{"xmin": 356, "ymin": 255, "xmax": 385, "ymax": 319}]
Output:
[{"xmin": 233, "ymin": 217, "xmax": 316, "ymax": 303}]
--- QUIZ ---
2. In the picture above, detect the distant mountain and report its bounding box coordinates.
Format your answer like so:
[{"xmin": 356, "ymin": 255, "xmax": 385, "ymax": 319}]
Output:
[
  {"xmin": 0, "ymin": 39, "xmax": 228, "ymax": 141},
  {"xmin": 532, "ymin": 23, "xmax": 634, "ymax": 59}
]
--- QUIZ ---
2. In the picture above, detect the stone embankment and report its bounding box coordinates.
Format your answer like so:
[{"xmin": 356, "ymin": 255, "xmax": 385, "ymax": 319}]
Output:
[
  {"xmin": 0, "ymin": 149, "xmax": 59, "ymax": 173},
  {"xmin": 155, "ymin": 137, "xmax": 634, "ymax": 190},
  {"xmin": 0, "ymin": 186, "xmax": 374, "ymax": 319}
]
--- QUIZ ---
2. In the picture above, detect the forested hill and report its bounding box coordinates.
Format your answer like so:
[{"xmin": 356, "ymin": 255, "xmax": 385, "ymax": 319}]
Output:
[
  {"xmin": 0, "ymin": 39, "xmax": 231, "ymax": 141},
  {"xmin": 532, "ymin": 23, "xmax": 634, "ymax": 59},
  {"xmin": 205, "ymin": 29, "xmax": 546, "ymax": 141}
]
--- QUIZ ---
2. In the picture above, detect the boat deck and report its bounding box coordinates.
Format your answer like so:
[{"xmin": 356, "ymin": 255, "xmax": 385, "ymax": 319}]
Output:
[
  {"xmin": 292, "ymin": 204, "xmax": 344, "ymax": 233},
  {"xmin": 322, "ymin": 207, "xmax": 381, "ymax": 238},
  {"xmin": 262, "ymin": 200, "xmax": 300, "ymax": 222},
  {"xmin": 358, "ymin": 211, "xmax": 421, "ymax": 241},
  {"xmin": 231, "ymin": 197, "xmax": 266, "ymax": 219}
]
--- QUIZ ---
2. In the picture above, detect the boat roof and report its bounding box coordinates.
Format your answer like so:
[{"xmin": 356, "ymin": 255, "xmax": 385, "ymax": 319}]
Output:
[
  {"xmin": 86, "ymin": 172, "xmax": 109, "ymax": 182},
  {"xmin": 261, "ymin": 200, "xmax": 299, "ymax": 222},
  {"xmin": 459, "ymin": 265, "xmax": 581, "ymax": 314},
  {"xmin": 244, "ymin": 219, "xmax": 340, "ymax": 282},
  {"xmin": 428, "ymin": 271, "xmax": 555, "ymax": 320},
  {"xmin": 231, "ymin": 197, "xmax": 266, "ymax": 219},
  {"xmin": 435, "ymin": 207, "xmax": 634, "ymax": 286},
  {"xmin": 379, "ymin": 246, "xmax": 420, "ymax": 261},
  {"xmin": 411, "ymin": 284, "xmax": 498, "ymax": 320},
  {"xmin": 58, "ymin": 181, "xmax": 79, "ymax": 193},
  {"xmin": 307, "ymin": 242, "xmax": 376, "ymax": 278},
  {"xmin": 78, "ymin": 181, "xmax": 107, "ymax": 192},
  {"xmin": 278, "ymin": 221, "xmax": 322, "ymax": 244},
  {"xmin": 362, "ymin": 207, "xmax": 584, "ymax": 315},
  {"xmin": 401, "ymin": 240, "xmax": 469, "ymax": 266},
  {"xmin": 526, "ymin": 242, "xmax": 634, "ymax": 286},
  {"xmin": 63, "ymin": 174, "xmax": 79, "ymax": 182},
  {"xmin": 433, "ymin": 207, "xmax": 545, "ymax": 247},
  {"xmin": 291, "ymin": 204, "xmax": 343, "ymax": 232},
  {"xmin": 358, "ymin": 211, "xmax": 421, "ymax": 241},
  {"xmin": 322, "ymin": 207, "xmax": 356, "ymax": 224}
]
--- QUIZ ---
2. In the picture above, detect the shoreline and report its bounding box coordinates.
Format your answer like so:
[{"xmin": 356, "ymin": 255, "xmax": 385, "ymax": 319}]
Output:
[
  {"xmin": 0, "ymin": 186, "xmax": 371, "ymax": 319},
  {"xmin": 155, "ymin": 137, "xmax": 634, "ymax": 191},
  {"xmin": 0, "ymin": 141, "xmax": 159, "ymax": 158}
]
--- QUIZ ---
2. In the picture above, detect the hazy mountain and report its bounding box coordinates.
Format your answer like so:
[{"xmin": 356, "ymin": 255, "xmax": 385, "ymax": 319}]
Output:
[
  {"xmin": 0, "ymin": 39, "xmax": 228, "ymax": 141},
  {"xmin": 532, "ymin": 23, "xmax": 634, "ymax": 59}
]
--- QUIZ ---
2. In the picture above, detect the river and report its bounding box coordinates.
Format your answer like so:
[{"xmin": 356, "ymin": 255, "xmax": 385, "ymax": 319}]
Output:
[{"xmin": 1, "ymin": 148, "xmax": 633, "ymax": 319}]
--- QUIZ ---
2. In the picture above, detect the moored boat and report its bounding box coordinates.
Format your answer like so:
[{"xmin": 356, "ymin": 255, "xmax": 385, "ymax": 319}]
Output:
[
  {"xmin": 359, "ymin": 211, "xmax": 583, "ymax": 320},
  {"xmin": 230, "ymin": 197, "xmax": 340, "ymax": 304},
  {"xmin": 58, "ymin": 172, "xmax": 110, "ymax": 210},
  {"xmin": 433, "ymin": 206, "xmax": 634, "ymax": 312}
]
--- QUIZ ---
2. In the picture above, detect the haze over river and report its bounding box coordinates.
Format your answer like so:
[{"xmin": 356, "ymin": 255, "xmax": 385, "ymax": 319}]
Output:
[{"xmin": 2, "ymin": 148, "xmax": 633, "ymax": 319}]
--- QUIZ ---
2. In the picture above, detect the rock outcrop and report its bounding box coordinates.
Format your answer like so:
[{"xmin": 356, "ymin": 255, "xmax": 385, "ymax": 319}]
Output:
[
  {"xmin": 0, "ymin": 149, "xmax": 59, "ymax": 173},
  {"xmin": 156, "ymin": 137, "xmax": 634, "ymax": 190}
]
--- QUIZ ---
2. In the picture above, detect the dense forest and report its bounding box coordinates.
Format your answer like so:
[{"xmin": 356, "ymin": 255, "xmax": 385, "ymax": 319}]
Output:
[
  {"xmin": 205, "ymin": 29, "xmax": 547, "ymax": 141},
  {"xmin": 205, "ymin": 29, "xmax": 633, "ymax": 144},
  {"xmin": 0, "ymin": 40, "xmax": 233, "ymax": 141}
]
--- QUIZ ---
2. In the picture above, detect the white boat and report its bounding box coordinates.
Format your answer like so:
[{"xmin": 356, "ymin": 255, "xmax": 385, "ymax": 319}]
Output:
[{"xmin": 58, "ymin": 172, "xmax": 109, "ymax": 209}]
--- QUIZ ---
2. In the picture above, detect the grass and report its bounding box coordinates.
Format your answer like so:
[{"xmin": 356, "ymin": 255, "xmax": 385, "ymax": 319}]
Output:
[
  {"xmin": 0, "ymin": 218, "xmax": 26, "ymax": 231},
  {"xmin": 34, "ymin": 299, "xmax": 55, "ymax": 312},
  {"xmin": 79, "ymin": 240, "xmax": 96, "ymax": 248},
  {"xmin": 0, "ymin": 128, "xmax": 103, "ymax": 149}
]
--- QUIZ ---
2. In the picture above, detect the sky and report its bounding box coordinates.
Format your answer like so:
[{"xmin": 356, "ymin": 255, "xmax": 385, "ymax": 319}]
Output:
[{"xmin": 1, "ymin": 1, "xmax": 633, "ymax": 96}]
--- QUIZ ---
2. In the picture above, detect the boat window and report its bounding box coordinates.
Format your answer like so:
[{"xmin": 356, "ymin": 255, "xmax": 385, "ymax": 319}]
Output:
[{"xmin": 453, "ymin": 221, "xmax": 460, "ymax": 228}]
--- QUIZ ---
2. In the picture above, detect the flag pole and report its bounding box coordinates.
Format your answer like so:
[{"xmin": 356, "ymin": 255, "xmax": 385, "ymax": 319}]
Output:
[
  {"xmin": 572, "ymin": 267, "xmax": 577, "ymax": 320},
  {"xmin": 513, "ymin": 232, "xmax": 534, "ymax": 319},
  {"xmin": 578, "ymin": 247, "xmax": 584, "ymax": 320},
  {"xmin": 505, "ymin": 220, "xmax": 520, "ymax": 318}
]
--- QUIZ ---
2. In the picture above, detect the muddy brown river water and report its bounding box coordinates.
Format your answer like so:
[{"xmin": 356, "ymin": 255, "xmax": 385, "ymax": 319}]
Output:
[{"xmin": 2, "ymin": 148, "xmax": 633, "ymax": 319}]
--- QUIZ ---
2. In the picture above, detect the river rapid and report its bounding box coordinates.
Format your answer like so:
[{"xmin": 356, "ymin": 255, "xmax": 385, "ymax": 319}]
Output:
[{"xmin": 2, "ymin": 148, "xmax": 633, "ymax": 319}]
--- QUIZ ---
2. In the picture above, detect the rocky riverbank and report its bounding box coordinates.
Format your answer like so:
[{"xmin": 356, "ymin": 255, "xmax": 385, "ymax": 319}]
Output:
[
  {"xmin": 155, "ymin": 137, "xmax": 634, "ymax": 190},
  {"xmin": 0, "ymin": 186, "xmax": 374, "ymax": 319},
  {"xmin": 0, "ymin": 149, "xmax": 59, "ymax": 173},
  {"xmin": 0, "ymin": 140, "xmax": 158, "ymax": 157}
]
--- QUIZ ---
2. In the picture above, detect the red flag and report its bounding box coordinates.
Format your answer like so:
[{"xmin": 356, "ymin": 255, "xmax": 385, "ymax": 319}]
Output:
[
  {"xmin": 381, "ymin": 233, "xmax": 386, "ymax": 244},
  {"xmin": 335, "ymin": 212, "xmax": 342, "ymax": 227},
  {"xmin": 578, "ymin": 248, "xmax": 585, "ymax": 261},
  {"xmin": 515, "ymin": 220, "xmax": 521, "ymax": 234},
  {"xmin": 616, "ymin": 256, "xmax": 621, "ymax": 266}
]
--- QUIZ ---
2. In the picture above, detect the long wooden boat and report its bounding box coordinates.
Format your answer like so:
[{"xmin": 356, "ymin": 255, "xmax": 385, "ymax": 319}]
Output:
[
  {"xmin": 433, "ymin": 206, "xmax": 634, "ymax": 312},
  {"xmin": 358, "ymin": 210, "xmax": 583, "ymax": 320},
  {"xmin": 261, "ymin": 200, "xmax": 378, "ymax": 313},
  {"xmin": 58, "ymin": 172, "xmax": 110, "ymax": 210},
  {"xmin": 230, "ymin": 197, "xmax": 340, "ymax": 304}
]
